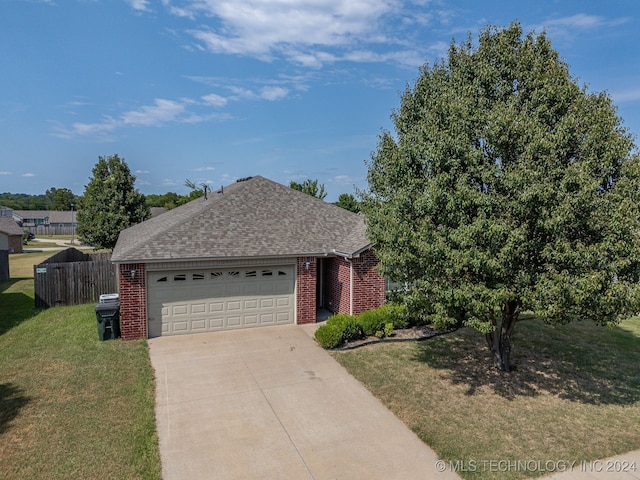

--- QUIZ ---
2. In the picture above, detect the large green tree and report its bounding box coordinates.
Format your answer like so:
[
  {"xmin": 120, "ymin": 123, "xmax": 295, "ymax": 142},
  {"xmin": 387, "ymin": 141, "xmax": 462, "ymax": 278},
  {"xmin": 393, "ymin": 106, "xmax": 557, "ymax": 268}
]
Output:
[
  {"xmin": 334, "ymin": 193, "xmax": 361, "ymax": 213},
  {"xmin": 77, "ymin": 154, "xmax": 149, "ymax": 250},
  {"xmin": 290, "ymin": 179, "xmax": 327, "ymax": 200},
  {"xmin": 46, "ymin": 187, "xmax": 76, "ymax": 210},
  {"xmin": 362, "ymin": 22, "xmax": 640, "ymax": 371}
]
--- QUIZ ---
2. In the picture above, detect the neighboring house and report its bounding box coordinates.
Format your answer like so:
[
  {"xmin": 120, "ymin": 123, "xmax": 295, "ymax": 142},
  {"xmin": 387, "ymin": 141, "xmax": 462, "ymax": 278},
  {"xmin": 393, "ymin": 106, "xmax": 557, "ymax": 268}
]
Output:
[
  {"xmin": 112, "ymin": 176, "xmax": 386, "ymax": 340},
  {"xmin": 149, "ymin": 207, "xmax": 167, "ymax": 218},
  {"xmin": 13, "ymin": 210, "xmax": 78, "ymax": 236},
  {"xmin": 0, "ymin": 217, "xmax": 24, "ymax": 254}
]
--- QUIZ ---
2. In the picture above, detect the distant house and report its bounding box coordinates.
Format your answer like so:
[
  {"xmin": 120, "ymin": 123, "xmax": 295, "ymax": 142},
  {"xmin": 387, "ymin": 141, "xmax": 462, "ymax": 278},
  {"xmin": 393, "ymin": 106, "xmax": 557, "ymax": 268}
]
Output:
[
  {"xmin": 0, "ymin": 217, "xmax": 24, "ymax": 254},
  {"xmin": 12, "ymin": 210, "xmax": 78, "ymax": 236}
]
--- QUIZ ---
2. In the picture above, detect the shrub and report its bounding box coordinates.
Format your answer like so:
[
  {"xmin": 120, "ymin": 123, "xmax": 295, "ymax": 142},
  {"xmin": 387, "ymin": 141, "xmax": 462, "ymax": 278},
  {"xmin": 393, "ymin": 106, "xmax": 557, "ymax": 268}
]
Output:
[
  {"xmin": 379, "ymin": 304, "xmax": 409, "ymax": 329},
  {"xmin": 314, "ymin": 323, "xmax": 344, "ymax": 349},
  {"xmin": 315, "ymin": 314, "xmax": 363, "ymax": 348},
  {"xmin": 358, "ymin": 308, "xmax": 388, "ymax": 336},
  {"xmin": 328, "ymin": 314, "xmax": 363, "ymax": 342},
  {"xmin": 358, "ymin": 304, "xmax": 410, "ymax": 335}
]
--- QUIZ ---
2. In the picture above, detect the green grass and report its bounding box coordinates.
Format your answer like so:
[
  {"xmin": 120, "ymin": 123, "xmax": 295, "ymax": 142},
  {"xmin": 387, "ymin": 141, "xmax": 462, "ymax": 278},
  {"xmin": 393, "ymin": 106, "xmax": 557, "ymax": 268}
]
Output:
[
  {"xmin": 333, "ymin": 317, "xmax": 640, "ymax": 480},
  {"xmin": 0, "ymin": 258, "xmax": 160, "ymax": 479},
  {"xmin": 8, "ymin": 252, "xmax": 65, "ymax": 278}
]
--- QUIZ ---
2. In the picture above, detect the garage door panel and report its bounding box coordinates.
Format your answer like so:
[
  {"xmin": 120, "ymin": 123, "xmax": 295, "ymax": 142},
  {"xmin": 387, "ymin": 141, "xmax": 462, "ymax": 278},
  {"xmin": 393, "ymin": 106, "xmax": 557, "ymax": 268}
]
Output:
[
  {"xmin": 244, "ymin": 299, "xmax": 258, "ymax": 309},
  {"xmin": 276, "ymin": 297, "xmax": 291, "ymax": 307},
  {"xmin": 260, "ymin": 298, "xmax": 274, "ymax": 308},
  {"xmin": 210, "ymin": 317, "xmax": 224, "ymax": 328},
  {"xmin": 192, "ymin": 303, "xmax": 206, "ymax": 314},
  {"xmin": 260, "ymin": 313, "xmax": 275, "ymax": 324},
  {"xmin": 172, "ymin": 321, "xmax": 188, "ymax": 332},
  {"xmin": 210, "ymin": 302, "xmax": 224, "ymax": 312},
  {"xmin": 148, "ymin": 266, "xmax": 295, "ymax": 337},
  {"xmin": 191, "ymin": 319, "xmax": 207, "ymax": 330}
]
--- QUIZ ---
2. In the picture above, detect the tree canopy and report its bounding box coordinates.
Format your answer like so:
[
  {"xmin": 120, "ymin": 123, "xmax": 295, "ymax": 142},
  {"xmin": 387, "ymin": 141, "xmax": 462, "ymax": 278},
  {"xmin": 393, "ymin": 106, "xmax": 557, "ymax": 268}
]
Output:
[
  {"xmin": 334, "ymin": 193, "xmax": 361, "ymax": 213},
  {"xmin": 0, "ymin": 188, "xmax": 77, "ymax": 210},
  {"xmin": 290, "ymin": 179, "xmax": 327, "ymax": 200},
  {"xmin": 77, "ymin": 154, "xmax": 149, "ymax": 250},
  {"xmin": 362, "ymin": 22, "xmax": 640, "ymax": 371}
]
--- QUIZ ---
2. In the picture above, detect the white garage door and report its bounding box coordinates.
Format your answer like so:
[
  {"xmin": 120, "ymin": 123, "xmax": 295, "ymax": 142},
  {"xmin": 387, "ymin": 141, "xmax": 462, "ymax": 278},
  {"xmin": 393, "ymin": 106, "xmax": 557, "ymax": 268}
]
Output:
[{"xmin": 147, "ymin": 265, "xmax": 295, "ymax": 337}]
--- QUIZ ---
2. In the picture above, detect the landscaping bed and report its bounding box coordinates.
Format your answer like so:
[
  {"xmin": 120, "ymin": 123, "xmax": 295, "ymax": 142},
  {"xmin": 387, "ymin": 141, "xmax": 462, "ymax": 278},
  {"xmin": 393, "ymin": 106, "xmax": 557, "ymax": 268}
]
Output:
[{"xmin": 333, "ymin": 323, "xmax": 455, "ymax": 350}]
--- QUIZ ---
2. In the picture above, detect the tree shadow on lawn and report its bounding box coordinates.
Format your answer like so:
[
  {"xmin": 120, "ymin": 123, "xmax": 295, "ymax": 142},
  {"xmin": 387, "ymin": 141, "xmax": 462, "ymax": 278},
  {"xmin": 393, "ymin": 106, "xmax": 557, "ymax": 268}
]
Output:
[
  {"xmin": 0, "ymin": 279, "xmax": 38, "ymax": 336},
  {"xmin": 414, "ymin": 319, "xmax": 640, "ymax": 405},
  {"xmin": 0, "ymin": 383, "xmax": 31, "ymax": 435}
]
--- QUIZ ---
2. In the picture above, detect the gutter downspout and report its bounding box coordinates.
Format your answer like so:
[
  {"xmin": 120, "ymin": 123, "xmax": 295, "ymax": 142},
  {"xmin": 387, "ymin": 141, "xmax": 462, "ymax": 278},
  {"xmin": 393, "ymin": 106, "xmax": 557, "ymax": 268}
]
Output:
[
  {"xmin": 331, "ymin": 249, "xmax": 357, "ymax": 316},
  {"xmin": 348, "ymin": 258, "xmax": 354, "ymax": 316}
]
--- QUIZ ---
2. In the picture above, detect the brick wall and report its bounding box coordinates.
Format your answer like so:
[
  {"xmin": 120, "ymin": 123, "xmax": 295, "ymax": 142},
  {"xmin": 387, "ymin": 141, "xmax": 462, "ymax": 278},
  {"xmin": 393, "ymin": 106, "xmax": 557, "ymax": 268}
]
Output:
[
  {"xmin": 351, "ymin": 249, "xmax": 386, "ymax": 315},
  {"xmin": 119, "ymin": 263, "xmax": 147, "ymax": 340},
  {"xmin": 324, "ymin": 249, "xmax": 385, "ymax": 316},
  {"xmin": 296, "ymin": 257, "xmax": 316, "ymax": 324},
  {"xmin": 325, "ymin": 256, "xmax": 350, "ymax": 314},
  {"xmin": 9, "ymin": 235, "xmax": 22, "ymax": 254}
]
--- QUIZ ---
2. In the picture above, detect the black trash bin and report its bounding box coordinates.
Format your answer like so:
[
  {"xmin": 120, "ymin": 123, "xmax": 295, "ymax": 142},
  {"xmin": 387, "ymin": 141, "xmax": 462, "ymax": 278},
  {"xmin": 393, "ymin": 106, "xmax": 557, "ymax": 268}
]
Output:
[{"xmin": 95, "ymin": 301, "xmax": 121, "ymax": 340}]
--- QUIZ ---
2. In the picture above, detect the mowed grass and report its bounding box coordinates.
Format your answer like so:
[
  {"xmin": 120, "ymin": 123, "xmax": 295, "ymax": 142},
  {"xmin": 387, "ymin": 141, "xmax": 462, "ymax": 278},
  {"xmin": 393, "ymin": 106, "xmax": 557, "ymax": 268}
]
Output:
[
  {"xmin": 333, "ymin": 317, "xmax": 640, "ymax": 480},
  {"xmin": 0, "ymin": 254, "xmax": 161, "ymax": 479}
]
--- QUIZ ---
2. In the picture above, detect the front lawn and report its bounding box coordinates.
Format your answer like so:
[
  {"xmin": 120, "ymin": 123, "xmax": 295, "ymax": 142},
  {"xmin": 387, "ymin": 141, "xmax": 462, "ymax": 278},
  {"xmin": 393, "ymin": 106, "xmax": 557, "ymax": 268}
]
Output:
[
  {"xmin": 0, "ymin": 255, "xmax": 160, "ymax": 479},
  {"xmin": 333, "ymin": 317, "xmax": 640, "ymax": 480}
]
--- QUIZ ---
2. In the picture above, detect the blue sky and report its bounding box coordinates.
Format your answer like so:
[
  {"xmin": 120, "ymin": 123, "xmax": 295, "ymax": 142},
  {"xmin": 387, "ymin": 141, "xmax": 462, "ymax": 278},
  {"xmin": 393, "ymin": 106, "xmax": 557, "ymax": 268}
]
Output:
[{"xmin": 1, "ymin": 0, "xmax": 639, "ymax": 202}]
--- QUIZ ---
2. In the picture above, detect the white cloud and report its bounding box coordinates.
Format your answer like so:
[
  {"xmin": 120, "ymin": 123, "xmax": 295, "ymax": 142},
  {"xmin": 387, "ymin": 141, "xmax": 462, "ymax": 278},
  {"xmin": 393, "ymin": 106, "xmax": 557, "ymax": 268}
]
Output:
[
  {"xmin": 533, "ymin": 14, "xmax": 630, "ymax": 42},
  {"xmin": 166, "ymin": 0, "xmax": 429, "ymax": 67},
  {"xmin": 260, "ymin": 86, "xmax": 289, "ymax": 101},
  {"xmin": 612, "ymin": 88, "xmax": 640, "ymax": 104},
  {"xmin": 121, "ymin": 99, "xmax": 185, "ymax": 127},
  {"xmin": 126, "ymin": 0, "xmax": 151, "ymax": 12},
  {"xmin": 331, "ymin": 174, "xmax": 361, "ymax": 185},
  {"xmin": 22, "ymin": 173, "xmax": 36, "ymax": 177},
  {"xmin": 201, "ymin": 93, "xmax": 228, "ymax": 107},
  {"xmin": 0, "ymin": 171, "xmax": 11, "ymax": 175},
  {"xmin": 135, "ymin": 170, "xmax": 150, "ymax": 174}
]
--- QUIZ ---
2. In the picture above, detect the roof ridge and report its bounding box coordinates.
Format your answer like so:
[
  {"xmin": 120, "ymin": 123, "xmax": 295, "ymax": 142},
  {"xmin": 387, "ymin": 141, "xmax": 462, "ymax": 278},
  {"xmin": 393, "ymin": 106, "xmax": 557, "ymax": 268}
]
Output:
[{"xmin": 112, "ymin": 176, "xmax": 373, "ymax": 263}]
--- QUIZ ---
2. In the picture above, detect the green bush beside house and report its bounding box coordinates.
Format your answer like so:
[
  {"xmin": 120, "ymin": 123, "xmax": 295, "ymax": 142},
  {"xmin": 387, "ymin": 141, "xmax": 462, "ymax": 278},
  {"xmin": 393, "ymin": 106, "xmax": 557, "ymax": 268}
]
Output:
[{"xmin": 315, "ymin": 304, "xmax": 410, "ymax": 349}]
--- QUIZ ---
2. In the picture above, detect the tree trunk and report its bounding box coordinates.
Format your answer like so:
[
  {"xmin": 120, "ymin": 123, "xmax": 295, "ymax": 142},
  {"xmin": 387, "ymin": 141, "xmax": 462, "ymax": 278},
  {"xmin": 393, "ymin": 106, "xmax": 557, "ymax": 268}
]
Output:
[{"xmin": 485, "ymin": 300, "xmax": 519, "ymax": 371}]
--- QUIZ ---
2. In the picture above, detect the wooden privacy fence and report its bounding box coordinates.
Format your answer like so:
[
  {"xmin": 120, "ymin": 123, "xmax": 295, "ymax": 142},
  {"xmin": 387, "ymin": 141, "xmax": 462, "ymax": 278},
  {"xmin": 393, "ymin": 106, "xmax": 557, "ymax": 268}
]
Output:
[
  {"xmin": 0, "ymin": 250, "xmax": 8, "ymax": 282},
  {"xmin": 34, "ymin": 248, "xmax": 117, "ymax": 308}
]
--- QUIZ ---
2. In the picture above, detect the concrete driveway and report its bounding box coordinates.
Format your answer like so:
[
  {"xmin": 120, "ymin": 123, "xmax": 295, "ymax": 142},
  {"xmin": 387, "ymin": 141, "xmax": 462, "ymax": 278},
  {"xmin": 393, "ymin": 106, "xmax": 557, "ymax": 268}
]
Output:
[{"xmin": 149, "ymin": 324, "xmax": 460, "ymax": 480}]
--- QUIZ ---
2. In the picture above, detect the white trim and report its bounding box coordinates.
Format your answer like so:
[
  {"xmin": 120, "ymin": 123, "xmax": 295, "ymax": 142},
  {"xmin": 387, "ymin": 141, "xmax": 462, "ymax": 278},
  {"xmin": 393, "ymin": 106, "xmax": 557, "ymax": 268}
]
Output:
[{"xmin": 348, "ymin": 258, "xmax": 354, "ymax": 316}]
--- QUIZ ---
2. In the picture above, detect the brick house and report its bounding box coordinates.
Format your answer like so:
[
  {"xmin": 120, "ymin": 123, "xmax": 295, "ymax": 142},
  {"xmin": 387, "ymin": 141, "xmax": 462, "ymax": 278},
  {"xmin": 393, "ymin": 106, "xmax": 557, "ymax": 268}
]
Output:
[
  {"xmin": 0, "ymin": 217, "xmax": 24, "ymax": 254},
  {"xmin": 111, "ymin": 176, "xmax": 385, "ymax": 340}
]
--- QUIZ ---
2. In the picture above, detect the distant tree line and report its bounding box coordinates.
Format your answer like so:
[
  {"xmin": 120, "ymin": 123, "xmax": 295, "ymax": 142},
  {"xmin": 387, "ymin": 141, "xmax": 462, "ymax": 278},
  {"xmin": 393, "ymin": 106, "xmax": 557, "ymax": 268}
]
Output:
[
  {"xmin": 0, "ymin": 188, "xmax": 77, "ymax": 210},
  {"xmin": 1, "ymin": 178, "xmax": 361, "ymax": 214}
]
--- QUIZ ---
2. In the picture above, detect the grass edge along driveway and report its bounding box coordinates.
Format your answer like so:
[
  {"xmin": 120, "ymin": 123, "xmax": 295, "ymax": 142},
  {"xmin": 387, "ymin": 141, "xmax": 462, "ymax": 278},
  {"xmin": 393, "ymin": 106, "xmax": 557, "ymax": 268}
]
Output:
[
  {"xmin": 333, "ymin": 317, "xmax": 640, "ymax": 480},
  {"xmin": 0, "ymin": 268, "xmax": 160, "ymax": 479}
]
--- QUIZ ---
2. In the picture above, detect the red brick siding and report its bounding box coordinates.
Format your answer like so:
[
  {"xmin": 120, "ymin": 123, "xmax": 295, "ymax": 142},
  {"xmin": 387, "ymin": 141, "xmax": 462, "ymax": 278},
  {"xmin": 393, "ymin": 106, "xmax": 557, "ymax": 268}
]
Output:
[
  {"xmin": 324, "ymin": 250, "xmax": 385, "ymax": 316},
  {"xmin": 351, "ymin": 249, "xmax": 386, "ymax": 315},
  {"xmin": 296, "ymin": 257, "xmax": 316, "ymax": 324},
  {"xmin": 325, "ymin": 257, "xmax": 350, "ymax": 314},
  {"xmin": 119, "ymin": 263, "xmax": 147, "ymax": 340}
]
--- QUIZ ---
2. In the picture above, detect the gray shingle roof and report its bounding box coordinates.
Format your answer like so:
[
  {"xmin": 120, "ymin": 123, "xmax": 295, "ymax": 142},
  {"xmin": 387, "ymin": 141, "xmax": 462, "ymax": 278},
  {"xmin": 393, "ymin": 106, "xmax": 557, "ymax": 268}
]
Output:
[
  {"xmin": 0, "ymin": 217, "xmax": 24, "ymax": 236},
  {"xmin": 112, "ymin": 176, "xmax": 372, "ymax": 263},
  {"xmin": 13, "ymin": 210, "xmax": 76, "ymax": 224}
]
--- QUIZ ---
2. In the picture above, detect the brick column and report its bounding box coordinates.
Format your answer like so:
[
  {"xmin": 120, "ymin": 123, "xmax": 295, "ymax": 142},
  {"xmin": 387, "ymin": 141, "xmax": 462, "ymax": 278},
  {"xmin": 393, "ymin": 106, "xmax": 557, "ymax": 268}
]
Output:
[
  {"xmin": 296, "ymin": 257, "xmax": 317, "ymax": 324},
  {"xmin": 119, "ymin": 263, "xmax": 147, "ymax": 340}
]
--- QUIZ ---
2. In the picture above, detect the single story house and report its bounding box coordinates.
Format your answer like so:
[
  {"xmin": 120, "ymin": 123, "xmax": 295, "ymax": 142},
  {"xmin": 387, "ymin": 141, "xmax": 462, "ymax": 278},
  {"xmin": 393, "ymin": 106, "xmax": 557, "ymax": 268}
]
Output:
[
  {"xmin": 112, "ymin": 176, "xmax": 385, "ymax": 340},
  {"xmin": 0, "ymin": 217, "xmax": 24, "ymax": 254},
  {"xmin": 12, "ymin": 210, "xmax": 78, "ymax": 236}
]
